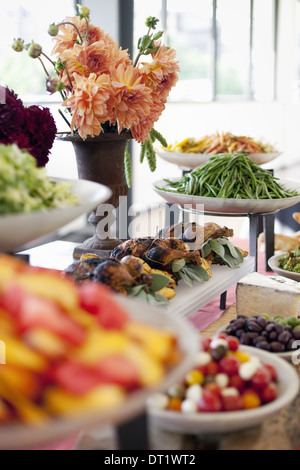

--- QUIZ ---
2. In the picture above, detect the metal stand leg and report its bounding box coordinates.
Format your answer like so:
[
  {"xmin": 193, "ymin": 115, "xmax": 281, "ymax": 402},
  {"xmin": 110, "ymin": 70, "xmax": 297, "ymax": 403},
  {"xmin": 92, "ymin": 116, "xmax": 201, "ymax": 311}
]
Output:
[
  {"xmin": 249, "ymin": 214, "xmax": 260, "ymax": 272},
  {"xmin": 116, "ymin": 412, "xmax": 149, "ymax": 450},
  {"xmin": 263, "ymin": 213, "xmax": 275, "ymax": 272},
  {"xmin": 220, "ymin": 291, "xmax": 227, "ymax": 310}
]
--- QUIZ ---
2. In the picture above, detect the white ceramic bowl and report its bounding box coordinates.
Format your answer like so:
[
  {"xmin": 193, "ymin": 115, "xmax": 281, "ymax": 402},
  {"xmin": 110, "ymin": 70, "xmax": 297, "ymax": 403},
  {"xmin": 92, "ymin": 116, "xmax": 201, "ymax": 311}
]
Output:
[
  {"xmin": 156, "ymin": 150, "xmax": 281, "ymax": 170},
  {"xmin": 268, "ymin": 254, "xmax": 300, "ymax": 282},
  {"xmin": 153, "ymin": 178, "xmax": 300, "ymax": 215},
  {"xmin": 149, "ymin": 345, "xmax": 299, "ymax": 435},
  {"xmin": 0, "ymin": 296, "xmax": 199, "ymax": 450},
  {"xmin": 0, "ymin": 178, "xmax": 112, "ymax": 253}
]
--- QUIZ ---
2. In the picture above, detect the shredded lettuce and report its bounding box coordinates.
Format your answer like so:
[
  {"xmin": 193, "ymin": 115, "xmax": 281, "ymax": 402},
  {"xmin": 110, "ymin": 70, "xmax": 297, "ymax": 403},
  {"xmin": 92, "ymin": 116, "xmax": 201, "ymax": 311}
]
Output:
[{"xmin": 0, "ymin": 144, "xmax": 79, "ymax": 214}]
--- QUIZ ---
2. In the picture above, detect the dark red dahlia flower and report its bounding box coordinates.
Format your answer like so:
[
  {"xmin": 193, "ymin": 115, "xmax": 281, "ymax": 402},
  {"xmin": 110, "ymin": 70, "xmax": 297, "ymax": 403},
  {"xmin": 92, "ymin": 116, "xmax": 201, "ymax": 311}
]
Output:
[
  {"xmin": 0, "ymin": 87, "xmax": 26, "ymax": 139},
  {"xmin": 0, "ymin": 87, "xmax": 57, "ymax": 167},
  {"xmin": 25, "ymin": 105, "xmax": 57, "ymax": 167}
]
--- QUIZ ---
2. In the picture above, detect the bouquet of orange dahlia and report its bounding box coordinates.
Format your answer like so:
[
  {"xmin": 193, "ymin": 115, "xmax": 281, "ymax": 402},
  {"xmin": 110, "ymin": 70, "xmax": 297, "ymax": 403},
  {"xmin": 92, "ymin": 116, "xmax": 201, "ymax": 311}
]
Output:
[{"xmin": 12, "ymin": 5, "xmax": 180, "ymax": 186}]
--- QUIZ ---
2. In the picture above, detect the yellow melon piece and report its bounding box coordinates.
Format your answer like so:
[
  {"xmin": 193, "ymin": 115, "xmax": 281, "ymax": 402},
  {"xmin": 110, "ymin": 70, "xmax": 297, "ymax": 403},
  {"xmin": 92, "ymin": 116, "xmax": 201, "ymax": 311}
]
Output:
[
  {"xmin": 125, "ymin": 321, "xmax": 176, "ymax": 362},
  {"xmin": 16, "ymin": 272, "xmax": 79, "ymax": 312},
  {"xmin": 72, "ymin": 329, "xmax": 131, "ymax": 364},
  {"xmin": 1, "ymin": 334, "xmax": 47, "ymax": 371},
  {"xmin": 24, "ymin": 328, "xmax": 69, "ymax": 359},
  {"xmin": 0, "ymin": 381, "xmax": 48, "ymax": 423},
  {"xmin": 123, "ymin": 343, "xmax": 165, "ymax": 387},
  {"xmin": 45, "ymin": 385, "xmax": 125, "ymax": 416}
]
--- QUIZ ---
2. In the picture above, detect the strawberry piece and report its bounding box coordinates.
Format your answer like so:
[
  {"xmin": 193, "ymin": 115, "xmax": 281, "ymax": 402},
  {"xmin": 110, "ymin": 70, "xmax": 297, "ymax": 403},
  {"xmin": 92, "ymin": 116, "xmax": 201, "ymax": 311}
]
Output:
[
  {"xmin": 52, "ymin": 356, "xmax": 140, "ymax": 395},
  {"xmin": 1, "ymin": 284, "xmax": 85, "ymax": 346},
  {"xmin": 51, "ymin": 360, "xmax": 103, "ymax": 395},
  {"xmin": 78, "ymin": 282, "xmax": 129, "ymax": 329},
  {"xmin": 95, "ymin": 355, "xmax": 140, "ymax": 389}
]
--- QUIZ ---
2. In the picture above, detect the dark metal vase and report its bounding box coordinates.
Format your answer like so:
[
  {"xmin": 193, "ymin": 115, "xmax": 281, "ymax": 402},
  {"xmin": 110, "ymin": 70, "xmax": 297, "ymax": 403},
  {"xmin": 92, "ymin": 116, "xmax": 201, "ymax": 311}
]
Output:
[{"xmin": 58, "ymin": 131, "xmax": 131, "ymax": 258}]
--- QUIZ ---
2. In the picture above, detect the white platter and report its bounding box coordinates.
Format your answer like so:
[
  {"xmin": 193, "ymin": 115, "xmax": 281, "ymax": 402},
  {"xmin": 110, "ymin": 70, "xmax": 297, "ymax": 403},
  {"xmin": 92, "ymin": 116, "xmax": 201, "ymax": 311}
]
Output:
[
  {"xmin": 0, "ymin": 178, "xmax": 112, "ymax": 253},
  {"xmin": 268, "ymin": 254, "xmax": 300, "ymax": 282},
  {"xmin": 156, "ymin": 150, "xmax": 281, "ymax": 170},
  {"xmin": 20, "ymin": 241, "xmax": 255, "ymax": 319},
  {"xmin": 166, "ymin": 256, "xmax": 255, "ymax": 318},
  {"xmin": 153, "ymin": 178, "xmax": 300, "ymax": 215},
  {"xmin": 0, "ymin": 295, "xmax": 199, "ymax": 450},
  {"xmin": 148, "ymin": 345, "xmax": 299, "ymax": 435}
]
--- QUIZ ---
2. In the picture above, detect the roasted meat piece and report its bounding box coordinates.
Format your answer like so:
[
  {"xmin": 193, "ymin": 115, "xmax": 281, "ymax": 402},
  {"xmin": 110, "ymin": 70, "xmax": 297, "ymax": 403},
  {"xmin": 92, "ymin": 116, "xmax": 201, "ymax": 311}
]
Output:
[
  {"xmin": 144, "ymin": 245, "xmax": 202, "ymax": 270},
  {"xmin": 158, "ymin": 222, "xmax": 234, "ymax": 250},
  {"xmin": 111, "ymin": 237, "xmax": 154, "ymax": 260},
  {"xmin": 111, "ymin": 236, "xmax": 202, "ymax": 270}
]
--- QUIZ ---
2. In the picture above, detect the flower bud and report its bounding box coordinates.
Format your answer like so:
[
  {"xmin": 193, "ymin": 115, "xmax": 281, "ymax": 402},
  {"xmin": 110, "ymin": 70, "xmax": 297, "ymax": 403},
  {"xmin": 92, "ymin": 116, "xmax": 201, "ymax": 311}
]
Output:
[
  {"xmin": 77, "ymin": 4, "xmax": 90, "ymax": 18},
  {"xmin": 46, "ymin": 76, "xmax": 61, "ymax": 94},
  {"xmin": 28, "ymin": 42, "xmax": 42, "ymax": 59},
  {"xmin": 48, "ymin": 23, "xmax": 59, "ymax": 37},
  {"xmin": 145, "ymin": 16, "xmax": 159, "ymax": 29},
  {"xmin": 12, "ymin": 38, "xmax": 24, "ymax": 52}
]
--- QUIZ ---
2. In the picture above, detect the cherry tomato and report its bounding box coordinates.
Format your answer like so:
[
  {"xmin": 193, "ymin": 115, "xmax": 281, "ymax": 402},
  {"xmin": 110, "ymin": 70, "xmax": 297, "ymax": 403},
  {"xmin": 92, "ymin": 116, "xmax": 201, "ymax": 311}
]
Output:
[
  {"xmin": 168, "ymin": 397, "xmax": 182, "ymax": 412},
  {"xmin": 185, "ymin": 370, "xmax": 204, "ymax": 386},
  {"xmin": 198, "ymin": 389, "xmax": 222, "ymax": 412},
  {"xmin": 222, "ymin": 395, "xmax": 244, "ymax": 411},
  {"xmin": 204, "ymin": 383, "xmax": 222, "ymax": 396},
  {"xmin": 251, "ymin": 367, "xmax": 272, "ymax": 390},
  {"xmin": 201, "ymin": 337, "xmax": 212, "ymax": 352},
  {"xmin": 261, "ymin": 383, "xmax": 278, "ymax": 403},
  {"xmin": 227, "ymin": 336, "xmax": 240, "ymax": 352},
  {"xmin": 229, "ymin": 374, "xmax": 246, "ymax": 392},
  {"xmin": 219, "ymin": 356, "xmax": 240, "ymax": 377},
  {"xmin": 242, "ymin": 390, "xmax": 261, "ymax": 409},
  {"xmin": 205, "ymin": 361, "xmax": 219, "ymax": 376},
  {"xmin": 264, "ymin": 364, "xmax": 278, "ymax": 383},
  {"xmin": 218, "ymin": 333, "xmax": 228, "ymax": 340}
]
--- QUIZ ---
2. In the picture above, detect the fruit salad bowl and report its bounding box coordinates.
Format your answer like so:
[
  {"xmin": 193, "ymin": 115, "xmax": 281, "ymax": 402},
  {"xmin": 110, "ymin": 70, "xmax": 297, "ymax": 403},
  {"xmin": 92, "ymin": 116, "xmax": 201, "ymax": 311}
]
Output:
[
  {"xmin": 148, "ymin": 345, "xmax": 299, "ymax": 435},
  {"xmin": 0, "ymin": 293, "xmax": 199, "ymax": 450}
]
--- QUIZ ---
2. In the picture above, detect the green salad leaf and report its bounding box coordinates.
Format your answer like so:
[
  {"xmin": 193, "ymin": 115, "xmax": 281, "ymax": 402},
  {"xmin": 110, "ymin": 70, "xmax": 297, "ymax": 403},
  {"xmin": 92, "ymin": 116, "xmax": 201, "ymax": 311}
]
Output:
[{"xmin": 0, "ymin": 144, "xmax": 79, "ymax": 215}]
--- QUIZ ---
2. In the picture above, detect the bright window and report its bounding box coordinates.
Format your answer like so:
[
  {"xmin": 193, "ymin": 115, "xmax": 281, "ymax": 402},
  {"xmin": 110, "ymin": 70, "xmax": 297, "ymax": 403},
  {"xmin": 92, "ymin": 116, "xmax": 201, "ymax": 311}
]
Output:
[
  {"xmin": 135, "ymin": 0, "xmax": 278, "ymax": 102},
  {"xmin": 0, "ymin": 0, "xmax": 76, "ymax": 101}
]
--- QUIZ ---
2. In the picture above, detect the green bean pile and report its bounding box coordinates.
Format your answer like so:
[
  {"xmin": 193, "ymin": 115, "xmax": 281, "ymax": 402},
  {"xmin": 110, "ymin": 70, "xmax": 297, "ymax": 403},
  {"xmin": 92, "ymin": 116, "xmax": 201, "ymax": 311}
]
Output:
[{"xmin": 159, "ymin": 153, "xmax": 299, "ymax": 199}]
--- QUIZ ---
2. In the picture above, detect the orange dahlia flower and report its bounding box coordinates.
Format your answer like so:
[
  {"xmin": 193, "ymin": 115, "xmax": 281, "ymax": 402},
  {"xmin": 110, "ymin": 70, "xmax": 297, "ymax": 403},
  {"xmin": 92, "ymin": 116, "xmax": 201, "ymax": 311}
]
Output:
[
  {"xmin": 52, "ymin": 16, "xmax": 115, "ymax": 56},
  {"xmin": 62, "ymin": 73, "xmax": 113, "ymax": 140},
  {"xmin": 139, "ymin": 42, "xmax": 180, "ymax": 93},
  {"xmin": 110, "ymin": 64, "xmax": 152, "ymax": 134},
  {"xmin": 51, "ymin": 16, "xmax": 86, "ymax": 55}
]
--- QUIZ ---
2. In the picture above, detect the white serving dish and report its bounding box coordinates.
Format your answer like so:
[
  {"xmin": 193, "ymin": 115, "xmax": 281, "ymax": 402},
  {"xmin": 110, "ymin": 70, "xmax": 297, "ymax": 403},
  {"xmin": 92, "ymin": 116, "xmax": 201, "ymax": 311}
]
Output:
[
  {"xmin": 0, "ymin": 295, "xmax": 199, "ymax": 450},
  {"xmin": 149, "ymin": 345, "xmax": 299, "ymax": 435},
  {"xmin": 153, "ymin": 178, "xmax": 300, "ymax": 215},
  {"xmin": 20, "ymin": 241, "xmax": 255, "ymax": 319},
  {"xmin": 0, "ymin": 178, "xmax": 111, "ymax": 253},
  {"xmin": 156, "ymin": 150, "xmax": 281, "ymax": 170},
  {"xmin": 165, "ymin": 256, "xmax": 255, "ymax": 318},
  {"xmin": 268, "ymin": 254, "xmax": 300, "ymax": 282}
]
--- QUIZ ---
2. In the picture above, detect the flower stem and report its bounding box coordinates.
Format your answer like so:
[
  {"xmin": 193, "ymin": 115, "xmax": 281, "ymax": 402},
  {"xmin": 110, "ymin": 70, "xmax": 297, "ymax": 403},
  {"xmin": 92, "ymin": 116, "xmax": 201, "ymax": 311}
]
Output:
[
  {"xmin": 85, "ymin": 17, "xmax": 89, "ymax": 43},
  {"xmin": 41, "ymin": 51, "xmax": 55, "ymax": 65},
  {"xmin": 133, "ymin": 27, "xmax": 151, "ymax": 67},
  {"xmin": 58, "ymin": 21, "xmax": 83, "ymax": 44},
  {"xmin": 58, "ymin": 109, "xmax": 71, "ymax": 129},
  {"xmin": 64, "ymin": 66, "xmax": 73, "ymax": 91},
  {"xmin": 38, "ymin": 57, "xmax": 50, "ymax": 76}
]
